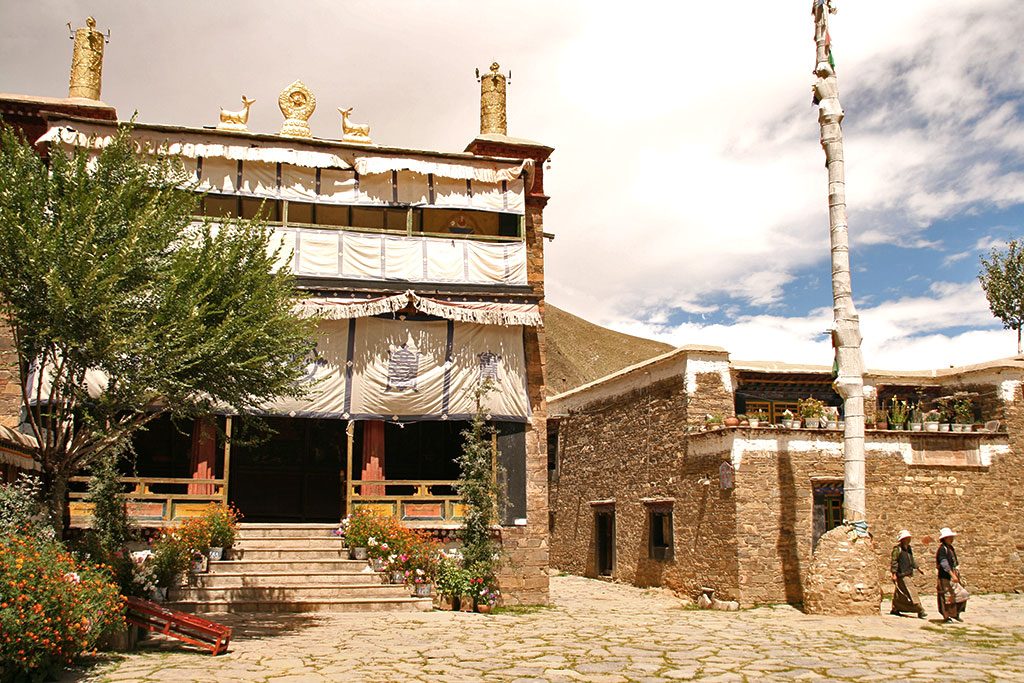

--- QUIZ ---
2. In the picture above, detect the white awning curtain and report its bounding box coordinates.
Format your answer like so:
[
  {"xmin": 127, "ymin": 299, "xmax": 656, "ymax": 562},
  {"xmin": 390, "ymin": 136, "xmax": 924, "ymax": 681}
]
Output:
[
  {"xmin": 38, "ymin": 124, "xmax": 354, "ymax": 169},
  {"xmin": 294, "ymin": 291, "xmax": 542, "ymax": 328},
  {"xmin": 39, "ymin": 123, "xmax": 526, "ymax": 214},
  {"xmin": 0, "ymin": 426, "xmax": 41, "ymax": 472},
  {"xmin": 269, "ymin": 226, "xmax": 528, "ymax": 286},
  {"xmin": 264, "ymin": 317, "xmax": 530, "ymax": 421},
  {"xmin": 354, "ymin": 155, "xmax": 531, "ymax": 184}
]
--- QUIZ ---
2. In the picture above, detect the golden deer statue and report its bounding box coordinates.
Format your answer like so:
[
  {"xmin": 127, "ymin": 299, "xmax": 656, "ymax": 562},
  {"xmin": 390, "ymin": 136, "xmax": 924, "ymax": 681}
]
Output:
[
  {"xmin": 339, "ymin": 107, "xmax": 372, "ymax": 144},
  {"xmin": 217, "ymin": 95, "xmax": 256, "ymax": 131}
]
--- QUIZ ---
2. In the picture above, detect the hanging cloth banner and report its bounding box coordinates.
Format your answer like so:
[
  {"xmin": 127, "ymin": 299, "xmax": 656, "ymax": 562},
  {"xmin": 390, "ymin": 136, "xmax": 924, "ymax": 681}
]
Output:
[
  {"xmin": 262, "ymin": 318, "xmax": 530, "ymax": 422},
  {"xmin": 294, "ymin": 291, "xmax": 542, "ymax": 327}
]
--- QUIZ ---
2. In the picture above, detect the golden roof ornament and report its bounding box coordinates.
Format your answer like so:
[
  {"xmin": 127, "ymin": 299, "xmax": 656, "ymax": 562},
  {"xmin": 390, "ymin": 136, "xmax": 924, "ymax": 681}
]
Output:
[
  {"xmin": 477, "ymin": 61, "xmax": 509, "ymax": 136},
  {"xmin": 338, "ymin": 107, "xmax": 373, "ymax": 145},
  {"xmin": 278, "ymin": 80, "xmax": 316, "ymax": 138},
  {"xmin": 218, "ymin": 95, "xmax": 256, "ymax": 132},
  {"xmin": 68, "ymin": 16, "xmax": 107, "ymax": 100}
]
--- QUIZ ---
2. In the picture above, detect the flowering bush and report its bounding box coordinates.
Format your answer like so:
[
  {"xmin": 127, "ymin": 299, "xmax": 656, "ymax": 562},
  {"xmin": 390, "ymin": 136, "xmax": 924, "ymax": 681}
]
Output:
[
  {"xmin": 0, "ymin": 530, "xmax": 124, "ymax": 680},
  {"xmin": 0, "ymin": 474, "xmax": 54, "ymax": 540},
  {"xmin": 176, "ymin": 515, "xmax": 212, "ymax": 555},
  {"xmin": 468, "ymin": 574, "xmax": 500, "ymax": 607},
  {"xmin": 204, "ymin": 503, "xmax": 241, "ymax": 548},
  {"xmin": 150, "ymin": 529, "xmax": 189, "ymax": 587},
  {"xmin": 340, "ymin": 507, "xmax": 380, "ymax": 549},
  {"xmin": 434, "ymin": 552, "xmax": 470, "ymax": 599}
]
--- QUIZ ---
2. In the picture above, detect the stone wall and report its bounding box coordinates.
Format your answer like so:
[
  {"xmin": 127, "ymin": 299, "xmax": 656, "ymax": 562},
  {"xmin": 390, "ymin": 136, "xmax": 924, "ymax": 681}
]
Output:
[
  {"xmin": 550, "ymin": 374, "xmax": 741, "ymax": 601},
  {"xmin": 551, "ymin": 373, "xmax": 1024, "ymax": 608},
  {"xmin": 0, "ymin": 322, "xmax": 20, "ymax": 428},
  {"xmin": 733, "ymin": 424, "xmax": 1023, "ymax": 606}
]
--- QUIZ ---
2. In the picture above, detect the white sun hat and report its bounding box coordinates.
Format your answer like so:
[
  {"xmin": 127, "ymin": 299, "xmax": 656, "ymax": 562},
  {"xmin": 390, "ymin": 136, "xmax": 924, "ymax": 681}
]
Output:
[
  {"xmin": 938, "ymin": 527, "xmax": 957, "ymax": 540},
  {"xmin": 897, "ymin": 529, "xmax": 912, "ymax": 541}
]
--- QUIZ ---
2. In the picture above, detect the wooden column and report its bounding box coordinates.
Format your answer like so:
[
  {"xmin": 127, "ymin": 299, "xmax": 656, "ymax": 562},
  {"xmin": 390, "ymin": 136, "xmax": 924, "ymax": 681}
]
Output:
[
  {"xmin": 223, "ymin": 416, "xmax": 233, "ymax": 505},
  {"xmin": 345, "ymin": 421, "xmax": 354, "ymax": 517}
]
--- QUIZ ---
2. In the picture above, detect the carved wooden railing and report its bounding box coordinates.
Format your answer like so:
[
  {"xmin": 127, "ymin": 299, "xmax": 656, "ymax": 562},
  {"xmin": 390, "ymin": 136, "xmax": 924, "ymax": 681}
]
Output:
[
  {"xmin": 347, "ymin": 479, "xmax": 463, "ymax": 524},
  {"xmin": 68, "ymin": 476, "xmax": 227, "ymax": 526}
]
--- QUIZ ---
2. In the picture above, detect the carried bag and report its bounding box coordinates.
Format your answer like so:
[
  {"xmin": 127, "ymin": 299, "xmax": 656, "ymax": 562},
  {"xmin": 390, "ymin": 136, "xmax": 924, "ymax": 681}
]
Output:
[{"xmin": 951, "ymin": 581, "xmax": 970, "ymax": 603}]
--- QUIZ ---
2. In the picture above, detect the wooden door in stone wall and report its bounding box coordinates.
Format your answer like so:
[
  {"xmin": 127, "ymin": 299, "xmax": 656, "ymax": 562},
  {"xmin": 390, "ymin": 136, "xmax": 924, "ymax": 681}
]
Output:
[{"xmin": 595, "ymin": 508, "xmax": 615, "ymax": 576}]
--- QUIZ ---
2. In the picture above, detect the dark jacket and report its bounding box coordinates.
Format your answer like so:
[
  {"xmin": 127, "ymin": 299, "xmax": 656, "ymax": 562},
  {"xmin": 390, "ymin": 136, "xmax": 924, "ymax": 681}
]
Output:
[
  {"xmin": 891, "ymin": 544, "xmax": 917, "ymax": 577},
  {"xmin": 936, "ymin": 542, "xmax": 959, "ymax": 580}
]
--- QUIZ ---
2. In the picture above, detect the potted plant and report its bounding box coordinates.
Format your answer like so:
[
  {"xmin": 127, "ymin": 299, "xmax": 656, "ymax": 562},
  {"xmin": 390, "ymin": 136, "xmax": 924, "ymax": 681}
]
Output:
[
  {"xmin": 150, "ymin": 530, "xmax": 189, "ymax": 599},
  {"xmin": 953, "ymin": 397, "xmax": 975, "ymax": 432},
  {"xmin": 824, "ymin": 406, "xmax": 839, "ymax": 430},
  {"xmin": 342, "ymin": 507, "xmax": 377, "ymax": 560},
  {"xmin": 434, "ymin": 551, "xmax": 470, "ymax": 610},
  {"xmin": 908, "ymin": 403, "xmax": 923, "ymax": 432},
  {"xmin": 724, "ymin": 415, "xmax": 741, "ymax": 427},
  {"xmin": 469, "ymin": 574, "xmax": 500, "ymax": 614},
  {"xmin": 204, "ymin": 503, "xmax": 240, "ymax": 561},
  {"xmin": 748, "ymin": 410, "xmax": 768, "ymax": 428},
  {"xmin": 924, "ymin": 410, "xmax": 941, "ymax": 432},
  {"xmin": 798, "ymin": 397, "xmax": 825, "ymax": 429},
  {"xmin": 704, "ymin": 414, "xmax": 723, "ymax": 430},
  {"xmin": 781, "ymin": 409, "xmax": 795, "ymax": 429},
  {"xmin": 887, "ymin": 397, "xmax": 910, "ymax": 430}
]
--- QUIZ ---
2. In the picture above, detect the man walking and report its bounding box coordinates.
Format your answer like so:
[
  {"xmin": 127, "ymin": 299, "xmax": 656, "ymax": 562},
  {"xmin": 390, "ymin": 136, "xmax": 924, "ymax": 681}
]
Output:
[{"xmin": 890, "ymin": 529, "xmax": 926, "ymax": 618}]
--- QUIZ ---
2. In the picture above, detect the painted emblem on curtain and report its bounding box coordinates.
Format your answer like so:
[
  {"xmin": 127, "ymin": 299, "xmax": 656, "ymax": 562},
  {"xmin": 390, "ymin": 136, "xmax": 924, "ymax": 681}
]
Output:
[
  {"xmin": 478, "ymin": 351, "xmax": 501, "ymax": 383},
  {"xmin": 386, "ymin": 344, "xmax": 419, "ymax": 392},
  {"xmin": 297, "ymin": 342, "xmax": 328, "ymax": 384}
]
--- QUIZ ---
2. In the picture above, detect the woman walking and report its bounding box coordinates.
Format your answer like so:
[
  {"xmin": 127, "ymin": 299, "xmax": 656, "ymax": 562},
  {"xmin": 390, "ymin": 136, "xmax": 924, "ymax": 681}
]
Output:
[{"xmin": 936, "ymin": 527, "xmax": 968, "ymax": 623}]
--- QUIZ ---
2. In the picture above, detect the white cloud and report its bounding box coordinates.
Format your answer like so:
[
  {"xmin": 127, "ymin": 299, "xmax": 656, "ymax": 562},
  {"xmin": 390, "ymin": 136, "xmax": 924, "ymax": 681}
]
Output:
[
  {"xmin": 604, "ymin": 280, "xmax": 1016, "ymax": 371},
  {"xmin": 546, "ymin": 0, "xmax": 1024, "ymax": 325}
]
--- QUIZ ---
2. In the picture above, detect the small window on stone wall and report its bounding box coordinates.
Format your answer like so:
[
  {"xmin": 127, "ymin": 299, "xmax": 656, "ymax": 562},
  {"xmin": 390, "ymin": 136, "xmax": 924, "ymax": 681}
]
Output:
[
  {"xmin": 648, "ymin": 508, "xmax": 674, "ymax": 561},
  {"xmin": 812, "ymin": 481, "xmax": 844, "ymax": 548}
]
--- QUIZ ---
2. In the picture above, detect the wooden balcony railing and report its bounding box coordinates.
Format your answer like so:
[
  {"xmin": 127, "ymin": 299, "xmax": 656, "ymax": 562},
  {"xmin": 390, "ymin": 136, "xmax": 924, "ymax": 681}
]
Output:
[
  {"xmin": 348, "ymin": 479, "xmax": 463, "ymax": 525},
  {"xmin": 68, "ymin": 476, "xmax": 227, "ymax": 527}
]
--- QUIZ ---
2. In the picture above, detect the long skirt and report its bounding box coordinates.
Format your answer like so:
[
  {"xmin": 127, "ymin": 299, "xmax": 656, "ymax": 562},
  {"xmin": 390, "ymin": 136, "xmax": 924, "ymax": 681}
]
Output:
[
  {"xmin": 892, "ymin": 575, "xmax": 923, "ymax": 614},
  {"xmin": 937, "ymin": 578, "xmax": 967, "ymax": 620}
]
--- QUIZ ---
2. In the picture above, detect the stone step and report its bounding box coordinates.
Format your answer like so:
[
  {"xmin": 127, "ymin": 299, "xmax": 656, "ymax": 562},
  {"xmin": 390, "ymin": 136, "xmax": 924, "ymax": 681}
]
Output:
[
  {"xmin": 194, "ymin": 571, "xmax": 386, "ymax": 588},
  {"xmin": 172, "ymin": 596, "xmax": 433, "ymax": 614},
  {"xmin": 234, "ymin": 537, "xmax": 348, "ymax": 550},
  {"xmin": 171, "ymin": 584, "xmax": 413, "ymax": 602},
  {"xmin": 225, "ymin": 547, "xmax": 353, "ymax": 561},
  {"xmin": 208, "ymin": 559, "xmax": 368, "ymax": 573},
  {"xmin": 236, "ymin": 523, "xmax": 339, "ymax": 540}
]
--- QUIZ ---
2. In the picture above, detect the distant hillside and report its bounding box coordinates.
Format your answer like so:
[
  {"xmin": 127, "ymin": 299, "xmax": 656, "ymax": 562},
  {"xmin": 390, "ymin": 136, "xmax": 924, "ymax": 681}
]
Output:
[{"xmin": 544, "ymin": 305, "xmax": 674, "ymax": 396}]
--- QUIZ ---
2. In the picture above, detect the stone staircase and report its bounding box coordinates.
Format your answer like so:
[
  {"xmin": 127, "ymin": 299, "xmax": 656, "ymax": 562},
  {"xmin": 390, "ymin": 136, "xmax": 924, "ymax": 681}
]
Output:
[{"xmin": 169, "ymin": 523, "xmax": 433, "ymax": 614}]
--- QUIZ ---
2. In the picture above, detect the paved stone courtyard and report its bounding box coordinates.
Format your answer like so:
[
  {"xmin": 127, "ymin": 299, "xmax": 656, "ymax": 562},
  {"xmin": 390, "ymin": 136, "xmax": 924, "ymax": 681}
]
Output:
[{"xmin": 73, "ymin": 575, "xmax": 1024, "ymax": 682}]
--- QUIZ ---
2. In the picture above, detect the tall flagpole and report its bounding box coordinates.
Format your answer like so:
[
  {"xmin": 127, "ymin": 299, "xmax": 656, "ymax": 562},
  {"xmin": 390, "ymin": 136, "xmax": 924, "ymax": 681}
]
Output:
[{"xmin": 812, "ymin": 0, "xmax": 867, "ymax": 524}]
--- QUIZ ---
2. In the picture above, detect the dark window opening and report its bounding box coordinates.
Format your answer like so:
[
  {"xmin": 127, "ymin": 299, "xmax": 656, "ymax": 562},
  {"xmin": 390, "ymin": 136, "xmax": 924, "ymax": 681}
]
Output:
[
  {"xmin": 546, "ymin": 420, "xmax": 559, "ymax": 474},
  {"xmin": 498, "ymin": 213, "xmax": 521, "ymax": 237},
  {"xmin": 812, "ymin": 481, "xmax": 844, "ymax": 548},
  {"xmin": 648, "ymin": 508, "xmax": 674, "ymax": 561}
]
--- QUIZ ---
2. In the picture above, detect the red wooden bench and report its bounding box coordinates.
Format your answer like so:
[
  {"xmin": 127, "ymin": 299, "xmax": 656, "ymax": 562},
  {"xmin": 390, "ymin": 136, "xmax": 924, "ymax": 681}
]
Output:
[{"xmin": 125, "ymin": 596, "xmax": 232, "ymax": 656}]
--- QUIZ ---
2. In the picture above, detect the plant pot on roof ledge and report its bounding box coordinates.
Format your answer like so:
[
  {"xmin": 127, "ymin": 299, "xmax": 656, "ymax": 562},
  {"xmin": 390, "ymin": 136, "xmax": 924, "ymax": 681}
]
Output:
[
  {"xmin": 724, "ymin": 416, "xmax": 741, "ymax": 427},
  {"xmin": 798, "ymin": 397, "xmax": 826, "ymax": 430}
]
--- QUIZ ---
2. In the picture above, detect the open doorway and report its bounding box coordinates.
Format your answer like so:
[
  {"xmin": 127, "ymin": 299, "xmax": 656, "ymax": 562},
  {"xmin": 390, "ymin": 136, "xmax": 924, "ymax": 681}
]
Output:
[{"xmin": 595, "ymin": 507, "xmax": 615, "ymax": 576}]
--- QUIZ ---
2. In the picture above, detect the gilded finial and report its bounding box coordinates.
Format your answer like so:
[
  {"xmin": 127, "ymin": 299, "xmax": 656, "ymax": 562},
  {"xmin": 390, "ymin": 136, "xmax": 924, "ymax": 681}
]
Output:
[
  {"xmin": 68, "ymin": 16, "xmax": 106, "ymax": 100},
  {"xmin": 278, "ymin": 80, "xmax": 316, "ymax": 138},
  {"xmin": 478, "ymin": 61, "xmax": 508, "ymax": 136}
]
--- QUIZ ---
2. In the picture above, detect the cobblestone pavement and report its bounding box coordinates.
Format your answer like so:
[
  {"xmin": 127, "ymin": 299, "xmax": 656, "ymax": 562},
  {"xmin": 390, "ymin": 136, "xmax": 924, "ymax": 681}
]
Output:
[{"xmin": 73, "ymin": 575, "xmax": 1024, "ymax": 682}]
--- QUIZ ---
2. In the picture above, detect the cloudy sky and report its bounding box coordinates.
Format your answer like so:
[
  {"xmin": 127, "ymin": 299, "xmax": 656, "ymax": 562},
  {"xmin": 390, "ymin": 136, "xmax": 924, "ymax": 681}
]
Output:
[{"xmin": 2, "ymin": 1, "xmax": 1022, "ymax": 370}]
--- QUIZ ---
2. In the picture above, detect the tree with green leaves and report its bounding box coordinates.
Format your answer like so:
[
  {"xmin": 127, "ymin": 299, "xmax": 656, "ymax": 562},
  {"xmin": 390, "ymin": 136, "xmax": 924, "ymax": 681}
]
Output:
[
  {"xmin": 0, "ymin": 122, "xmax": 315, "ymax": 534},
  {"xmin": 456, "ymin": 381, "xmax": 503, "ymax": 590},
  {"xmin": 979, "ymin": 238, "xmax": 1024, "ymax": 354}
]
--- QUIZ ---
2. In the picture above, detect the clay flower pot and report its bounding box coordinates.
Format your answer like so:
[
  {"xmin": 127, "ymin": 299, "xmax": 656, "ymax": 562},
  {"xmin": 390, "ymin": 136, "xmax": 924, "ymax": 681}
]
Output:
[{"xmin": 723, "ymin": 417, "xmax": 741, "ymax": 427}]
